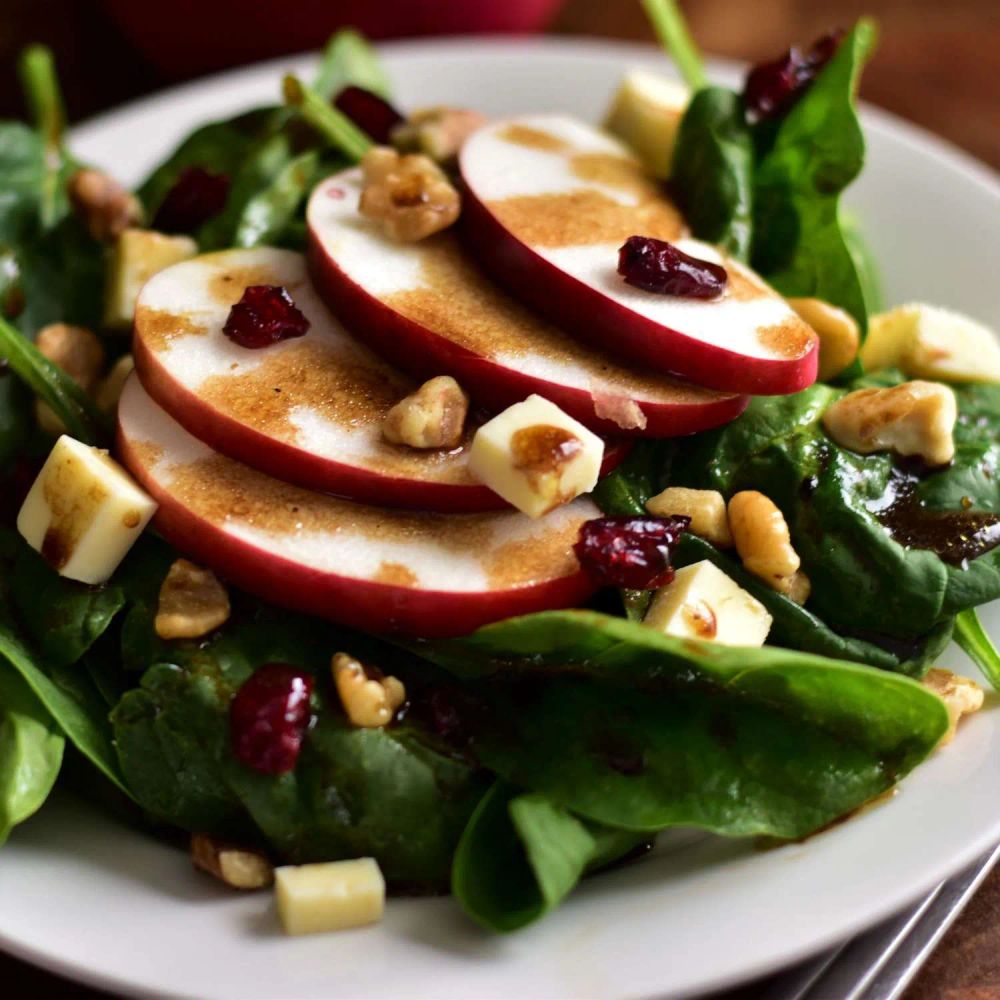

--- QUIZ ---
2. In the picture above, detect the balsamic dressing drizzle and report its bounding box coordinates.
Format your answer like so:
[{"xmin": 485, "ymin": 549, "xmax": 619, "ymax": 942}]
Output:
[{"xmin": 866, "ymin": 467, "xmax": 1000, "ymax": 568}]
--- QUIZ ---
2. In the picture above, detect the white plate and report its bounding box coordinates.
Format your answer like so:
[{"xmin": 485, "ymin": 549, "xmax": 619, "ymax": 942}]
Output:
[{"xmin": 3, "ymin": 37, "xmax": 1000, "ymax": 1000}]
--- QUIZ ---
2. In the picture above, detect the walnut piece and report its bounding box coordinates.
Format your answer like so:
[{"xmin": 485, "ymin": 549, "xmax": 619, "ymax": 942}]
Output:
[
  {"xmin": 155, "ymin": 559, "xmax": 231, "ymax": 639},
  {"xmin": 391, "ymin": 106, "xmax": 487, "ymax": 165},
  {"xmin": 787, "ymin": 296, "xmax": 860, "ymax": 382},
  {"xmin": 359, "ymin": 147, "xmax": 461, "ymax": 242},
  {"xmin": 68, "ymin": 168, "xmax": 143, "ymax": 242},
  {"xmin": 646, "ymin": 486, "xmax": 732, "ymax": 547},
  {"xmin": 191, "ymin": 833, "xmax": 273, "ymax": 889},
  {"xmin": 922, "ymin": 668, "xmax": 984, "ymax": 746},
  {"xmin": 728, "ymin": 490, "xmax": 811, "ymax": 604},
  {"xmin": 383, "ymin": 375, "xmax": 469, "ymax": 449},
  {"xmin": 332, "ymin": 653, "xmax": 405, "ymax": 729},
  {"xmin": 822, "ymin": 380, "xmax": 957, "ymax": 466},
  {"xmin": 34, "ymin": 323, "xmax": 106, "ymax": 435}
]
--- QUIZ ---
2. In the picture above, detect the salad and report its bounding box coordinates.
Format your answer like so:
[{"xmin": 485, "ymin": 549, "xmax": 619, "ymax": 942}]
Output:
[{"xmin": 1, "ymin": 0, "xmax": 999, "ymax": 939}]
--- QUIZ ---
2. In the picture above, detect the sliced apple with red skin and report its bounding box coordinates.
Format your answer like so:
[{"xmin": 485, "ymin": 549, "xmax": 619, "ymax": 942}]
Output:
[
  {"xmin": 458, "ymin": 114, "xmax": 819, "ymax": 396},
  {"xmin": 116, "ymin": 375, "xmax": 599, "ymax": 638},
  {"xmin": 307, "ymin": 170, "xmax": 747, "ymax": 437},
  {"xmin": 132, "ymin": 247, "xmax": 625, "ymax": 511}
]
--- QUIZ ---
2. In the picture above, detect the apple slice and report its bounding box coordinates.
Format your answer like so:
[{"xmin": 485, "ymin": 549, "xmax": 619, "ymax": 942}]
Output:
[
  {"xmin": 307, "ymin": 171, "xmax": 746, "ymax": 437},
  {"xmin": 116, "ymin": 376, "xmax": 599, "ymax": 638},
  {"xmin": 458, "ymin": 114, "xmax": 818, "ymax": 395},
  {"xmin": 132, "ymin": 246, "xmax": 586, "ymax": 513}
]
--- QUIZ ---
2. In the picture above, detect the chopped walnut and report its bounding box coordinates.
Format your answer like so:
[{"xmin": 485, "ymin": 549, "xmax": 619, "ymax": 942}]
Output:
[
  {"xmin": 383, "ymin": 375, "xmax": 469, "ymax": 449},
  {"xmin": 359, "ymin": 147, "xmax": 461, "ymax": 242},
  {"xmin": 155, "ymin": 559, "xmax": 231, "ymax": 640},
  {"xmin": 95, "ymin": 354, "xmax": 135, "ymax": 414},
  {"xmin": 922, "ymin": 668, "xmax": 984, "ymax": 746},
  {"xmin": 391, "ymin": 106, "xmax": 487, "ymax": 165},
  {"xmin": 646, "ymin": 486, "xmax": 732, "ymax": 548},
  {"xmin": 332, "ymin": 653, "xmax": 405, "ymax": 729},
  {"xmin": 728, "ymin": 490, "xmax": 811, "ymax": 604},
  {"xmin": 34, "ymin": 323, "xmax": 106, "ymax": 435},
  {"xmin": 191, "ymin": 833, "xmax": 273, "ymax": 889},
  {"xmin": 68, "ymin": 168, "xmax": 143, "ymax": 242},
  {"xmin": 822, "ymin": 380, "xmax": 957, "ymax": 466}
]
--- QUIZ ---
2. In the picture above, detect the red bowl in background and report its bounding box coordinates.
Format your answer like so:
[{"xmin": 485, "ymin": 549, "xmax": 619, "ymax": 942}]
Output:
[{"xmin": 100, "ymin": 0, "xmax": 568, "ymax": 78}]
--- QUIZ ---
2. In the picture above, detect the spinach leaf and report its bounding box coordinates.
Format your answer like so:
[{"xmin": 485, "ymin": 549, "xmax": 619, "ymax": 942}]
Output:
[
  {"xmin": 751, "ymin": 20, "xmax": 877, "ymax": 331},
  {"xmin": 232, "ymin": 149, "xmax": 322, "ymax": 249},
  {"xmin": 671, "ymin": 87, "xmax": 754, "ymax": 260},
  {"xmin": 17, "ymin": 46, "xmax": 72, "ymax": 231},
  {"xmin": 313, "ymin": 29, "xmax": 392, "ymax": 101},
  {"xmin": 112, "ymin": 617, "xmax": 486, "ymax": 885},
  {"xmin": 0, "ymin": 115, "xmax": 102, "ymax": 337},
  {"xmin": 137, "ymin": 29, "xmax": 387, "ymax": 248},
  {"xmin": 843, "ymin": 212, "xmax": 884, "ymax": 315},
  {"xmin": 452, "ymin": 783, "xmax": 645, "ymax": 932},
  {"xmin": 137, "ymin": 108, "xmax": 283, "ymax": 223},
  {"xmin": 0, "ymin": 596, "xmax": 128, "ymax": 796},
  {"xmin": 0, "ymin": 665, "xmax": 63, "ymax": 844},
  {"xmin": 955, "ymin": 608, "xmax": 1000, "ymax": 690},
  {"xmin": 0, "ymin": 312, "xmax": 105, "ymax": 442},
  {"xmin": 11, "ymin": 541, "xmax": 126, "ymax": 668},
  {"xmin": 591, "ymin": 439, "xmax": 673, "ymax": 518},
  {"xmin": 424, "ymin": 611, "xmax": 947, "ymax": 838}
]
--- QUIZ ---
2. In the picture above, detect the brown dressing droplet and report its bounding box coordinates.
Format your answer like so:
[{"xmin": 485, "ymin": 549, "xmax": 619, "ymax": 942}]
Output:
[{"xmin": 682, "ymin": 599, "xmax": 718, "ymax": 639}]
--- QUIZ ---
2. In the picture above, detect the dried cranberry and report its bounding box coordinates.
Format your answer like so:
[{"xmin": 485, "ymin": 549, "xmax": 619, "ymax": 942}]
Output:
[
  {"xmin": 574, "ymin": 515, "xmax": 690, "ymax": 590},
  {"xmin": 152, "ymin": 166, "xmax": 230, "ymax": 233},
  {"xmin": 230, "ymin": 663, "xmax": 313, "ymax": 774},
  {"xmin": 743, "ymin": 30, "xmax": 845, "ymax": 122},
  {"xmin": 222, "ymin": 285, "xmax": 310, "ymax": 349},
  {"xmin": 333, "ymin": 86, "xmax": 405, "ymax": 144},
  {"xmin": 618, "ymin": 236, "xmax": 727, "ymax": 298}
]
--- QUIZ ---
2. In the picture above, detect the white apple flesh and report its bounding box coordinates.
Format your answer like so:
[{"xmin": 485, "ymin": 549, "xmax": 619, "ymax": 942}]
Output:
[
  {"xmin": 132, "ymin": 247, "xmax": 629, "ymax": 512},
  {"xmin": 458, "ymin": 114, "xmax": 819, "ymax": 395},
  {"xmin": 307, "ymin": 170, "xmax": 747, "ymax": 437},
  {"xmin": 116, "ymin": 376, "xmax": 601, "ymax": 638}
]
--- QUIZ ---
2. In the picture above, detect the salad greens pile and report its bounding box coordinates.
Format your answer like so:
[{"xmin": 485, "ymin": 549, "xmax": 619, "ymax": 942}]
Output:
[
  {"xmin": 0, "ymin": 5, "xmax": 996, "ymax": 937},
  {"xmin": 648, "ymin": 0, "xmax": 880, "ymax": 332}
]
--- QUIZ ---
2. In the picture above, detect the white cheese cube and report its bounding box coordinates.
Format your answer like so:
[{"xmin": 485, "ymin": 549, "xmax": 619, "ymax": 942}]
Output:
[
  {"xmin": 17, "ymin": 435, "xmax": 157, "ymax": 584},
  {"xmin": 646, "ymin": 486, "xmax": 732, "ymax": 547},
  {"xmin": 862, "ymin": 303, "xmax": 1000, "ymax": 383},
  {"xmin": 644, "ymin": 560, "xmax": 772, "ymax": 647},
  {"xmin": 604, "ymin": 68, "xmax": 690, "ymax": 179},
  {"xmin": 104, "ymin": 229, "xmax": 198, "ymax": 329},
  {"xmin": 468, "ymin": 394, "xmax": 604, "ymax": 518},
  {"xmin": 275, "ymin": 858, "xmax": 385, "ymax": 936}
]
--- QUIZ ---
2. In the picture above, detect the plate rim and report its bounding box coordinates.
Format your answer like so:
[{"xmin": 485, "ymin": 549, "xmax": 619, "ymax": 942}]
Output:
[{"xmin": 3, "ymin": 33, "xmax": 998, "ymax": 1000}]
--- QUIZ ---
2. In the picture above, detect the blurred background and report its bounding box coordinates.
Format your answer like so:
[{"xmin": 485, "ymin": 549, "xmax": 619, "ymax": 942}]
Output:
[{"xmin": 1, "ymin": 0, "xmax": 998, "ymax": 168}]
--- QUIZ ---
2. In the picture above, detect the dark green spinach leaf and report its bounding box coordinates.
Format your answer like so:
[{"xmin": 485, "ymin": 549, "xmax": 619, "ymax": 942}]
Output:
[
  {"xmin": 313, "ymin": 30, "xmax": 392, "ymax": 101},
  {"xmin": 0, "ymin": 596, "xmax": 128, "ymax": 795},
  {"xmin": 112, "ymin": 617, "xmax": 486, "ymax": 885},
  {"xmin": 0, "ymin": 665, "xmax": 64, "ymax": 844},
  {"xmin": 671, "ymin": 87, "xmax": 754, "ymax": 260},
  {"xmin": 424, "ymin": 611, "xmax": 947, "ymax": 837},
  {"xmin": 452, "ymin": 783, "xmax": 645, "ymax": 932},
  {"xmin": 955, "ymin": 608, "xmax": 1000, "ymax": 690},
  {"xmin": 11, "ymin": 541, "xmax": 126, "ymax": 667},
  {"xmin": 751, "ymin": 20, "xmax": 877, "ymax": 331}
]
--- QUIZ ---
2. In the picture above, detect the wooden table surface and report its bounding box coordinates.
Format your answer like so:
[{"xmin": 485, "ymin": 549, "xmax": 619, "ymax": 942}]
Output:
[{"xmin": 1, "ymin": 2, "xmax": 999, "ymax": 998}]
